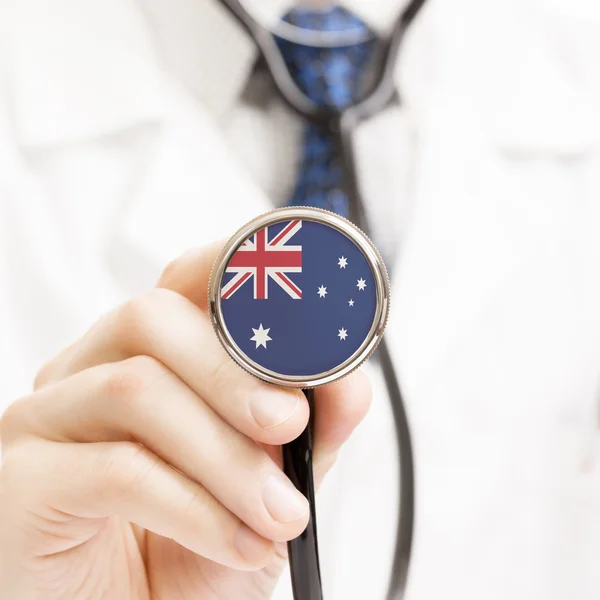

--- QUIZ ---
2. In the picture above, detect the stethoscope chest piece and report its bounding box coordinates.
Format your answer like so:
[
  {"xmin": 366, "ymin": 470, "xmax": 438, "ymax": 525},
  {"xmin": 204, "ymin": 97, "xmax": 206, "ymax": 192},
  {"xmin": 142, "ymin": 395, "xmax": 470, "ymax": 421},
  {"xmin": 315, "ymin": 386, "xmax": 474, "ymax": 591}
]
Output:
[
  {"xmin": 209, "ymin": 206, "xmax": 390, "ymax": 388},
  {"xmin": 209, "ymin": 206, "xmax": 390, "ymax": 600}
]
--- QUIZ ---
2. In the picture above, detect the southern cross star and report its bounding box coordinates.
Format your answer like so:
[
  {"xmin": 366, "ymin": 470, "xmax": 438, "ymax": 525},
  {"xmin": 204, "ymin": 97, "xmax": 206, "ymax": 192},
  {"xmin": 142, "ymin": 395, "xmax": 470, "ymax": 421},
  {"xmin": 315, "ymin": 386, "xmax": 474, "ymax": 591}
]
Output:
[
  {"xmin": 338, "ymin": 328, "xmax": 348, "ymax": 341},
  {"xmin": 357, "ymin": 278, "xmax": 367, "ymax": 291},
  {"xmin": 338, "ymin": 256, "xmax": 348, "ymax": 269},
  {"xmin": 318, "ymin": 285, "xmax": 328, "ymax": 298}
]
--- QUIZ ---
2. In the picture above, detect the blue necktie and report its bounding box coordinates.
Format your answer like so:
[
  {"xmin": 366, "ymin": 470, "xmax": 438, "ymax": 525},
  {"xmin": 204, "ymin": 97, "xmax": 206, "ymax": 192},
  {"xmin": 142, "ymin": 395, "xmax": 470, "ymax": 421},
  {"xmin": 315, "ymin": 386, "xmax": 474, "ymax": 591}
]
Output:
[{"xmin": 277, "ymin": 7, "xmax": 375, "ymax": 217}]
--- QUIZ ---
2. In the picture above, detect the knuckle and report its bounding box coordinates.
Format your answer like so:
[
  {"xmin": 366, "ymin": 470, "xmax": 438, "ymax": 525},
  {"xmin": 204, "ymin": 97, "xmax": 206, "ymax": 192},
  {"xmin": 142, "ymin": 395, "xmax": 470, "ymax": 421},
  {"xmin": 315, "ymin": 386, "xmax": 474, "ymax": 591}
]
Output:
[
  {"xmin": 98, "ymin": 442, "xmax": 160, "ymax": 494},
  {"xmin": 0, "ymin": 396, "xmax": 33, "ymax": 446},
  {"xmin": 158, "ymin": 256, "xmax": 184, "ymax": 286},
  {"xmin": 102, "ymin": 356, "xmax": 169, "ymax": 408},
  {"xmin": 0, "ymin": 438, "xmax": 43, "ymax": 488},
  {"xmin": 206, "ymin": 357, "xmax": 235, "ymax": 394},
  {"xmin": 208, "ymin": 355, "xmax": 259, "ymax": 404},
  {"xmin": 116, "ymin": 292, "xmax": 156, "ymax": 340},
  {"xmin": 115, "ymin": 289, "xmax": 181, "ymax": 352},
  {"xmin": 33, "ymin": 346, "xmax": 73, "ymax": 389},
  {"xmin": 33, "ymin": 359, "xmax": 55, "ymax": 390},
  {"xmin": 158, "ymin": 249, "xmax": 199, "ymax": 288},
  {"xmin": 127, "ymin": 354, "xmax": 168, "ymax": 383},
  {"xmin": 180, "ymin": 484, "xmax": 216, "ymax": 524}
]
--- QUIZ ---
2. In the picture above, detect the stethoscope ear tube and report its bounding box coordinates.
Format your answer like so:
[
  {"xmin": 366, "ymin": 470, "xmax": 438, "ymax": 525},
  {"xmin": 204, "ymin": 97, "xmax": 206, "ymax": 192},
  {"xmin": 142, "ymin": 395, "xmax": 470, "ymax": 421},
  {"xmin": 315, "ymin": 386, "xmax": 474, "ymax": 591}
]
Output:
[{"xmin": 220, "ymin": 0, "xmax": 429, "ymax": 125}]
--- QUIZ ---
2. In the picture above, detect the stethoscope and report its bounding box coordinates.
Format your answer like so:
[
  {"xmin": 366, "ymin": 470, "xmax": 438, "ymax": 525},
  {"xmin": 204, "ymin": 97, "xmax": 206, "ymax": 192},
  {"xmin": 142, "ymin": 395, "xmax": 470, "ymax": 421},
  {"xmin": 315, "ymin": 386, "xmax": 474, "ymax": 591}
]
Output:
[{"xmin": 216, "ymin": 1, "xmax": 429, "ymax": 598}]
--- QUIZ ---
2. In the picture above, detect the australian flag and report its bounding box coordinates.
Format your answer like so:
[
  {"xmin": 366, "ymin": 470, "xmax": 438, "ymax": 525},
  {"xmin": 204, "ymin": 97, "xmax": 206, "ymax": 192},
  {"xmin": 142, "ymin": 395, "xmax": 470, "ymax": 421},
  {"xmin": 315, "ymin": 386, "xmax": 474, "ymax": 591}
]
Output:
[{"xmin": 220, "ymin": 219, "xmax": 378, "ymax": 377}]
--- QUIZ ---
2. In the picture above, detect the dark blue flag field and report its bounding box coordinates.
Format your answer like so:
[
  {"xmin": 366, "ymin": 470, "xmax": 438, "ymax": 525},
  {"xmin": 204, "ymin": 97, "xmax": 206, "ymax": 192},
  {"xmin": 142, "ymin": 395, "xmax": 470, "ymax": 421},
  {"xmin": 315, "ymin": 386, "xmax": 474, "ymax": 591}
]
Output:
[{"xmin": 219, "ymin": 218, "xmax": 378, "ymax": 378}]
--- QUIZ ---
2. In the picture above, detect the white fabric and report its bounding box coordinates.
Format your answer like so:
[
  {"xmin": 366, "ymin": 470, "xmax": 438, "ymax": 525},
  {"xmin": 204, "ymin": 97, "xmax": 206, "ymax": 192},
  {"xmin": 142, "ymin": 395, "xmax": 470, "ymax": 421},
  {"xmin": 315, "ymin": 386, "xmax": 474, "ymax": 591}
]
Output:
[{"xmin": 2, "ymin": 0, "xmax": 600, "ymax": 598}]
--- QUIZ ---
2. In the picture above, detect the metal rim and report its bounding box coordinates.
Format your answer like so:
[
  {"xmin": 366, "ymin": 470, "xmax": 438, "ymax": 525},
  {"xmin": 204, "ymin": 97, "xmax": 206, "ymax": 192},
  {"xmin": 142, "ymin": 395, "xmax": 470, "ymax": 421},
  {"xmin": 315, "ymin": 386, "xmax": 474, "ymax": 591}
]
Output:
[{"xmin": 208, "ymin": 207, "xmax": 390, "ymax": 388}]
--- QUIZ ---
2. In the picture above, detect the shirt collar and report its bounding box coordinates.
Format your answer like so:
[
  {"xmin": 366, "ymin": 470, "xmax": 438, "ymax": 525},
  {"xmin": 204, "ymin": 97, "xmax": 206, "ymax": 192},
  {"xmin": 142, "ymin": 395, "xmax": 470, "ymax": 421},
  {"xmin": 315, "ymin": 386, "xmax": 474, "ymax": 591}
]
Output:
[{"xmin": 7, "ymin": 0, "xmax": 406, "ymax": 148}]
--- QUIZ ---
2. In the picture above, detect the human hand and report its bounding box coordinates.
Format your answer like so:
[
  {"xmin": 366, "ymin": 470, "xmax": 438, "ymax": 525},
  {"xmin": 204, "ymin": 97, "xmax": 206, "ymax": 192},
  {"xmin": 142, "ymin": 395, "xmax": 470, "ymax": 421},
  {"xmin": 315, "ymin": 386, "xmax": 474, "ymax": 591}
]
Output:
[{"xmin": 0, "ymin": 243, "xmax": 372, "ymax": 600}]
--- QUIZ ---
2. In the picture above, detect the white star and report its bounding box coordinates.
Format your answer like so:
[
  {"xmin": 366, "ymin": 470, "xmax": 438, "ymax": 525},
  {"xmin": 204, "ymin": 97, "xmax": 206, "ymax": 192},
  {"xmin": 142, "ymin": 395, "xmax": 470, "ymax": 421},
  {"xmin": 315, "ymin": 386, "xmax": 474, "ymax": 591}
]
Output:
[
  {"xmin": 357, "ymin": 278, "xmax": 367, "ymax": 291},
  {"xmin": 318, "ymin": 285, "xmax": 328, "ymax": 298},
  {"xmin": 348, "ymin": 299, "xmax": 355, "ymax": 307},
  {"xmin": 338, "ymin": 328, "xmax": 348, "ymax": 341},
  {"xmin": 338, "ymin": 256, "xmax": 348, "ymax": 269},
  {"xmin": 250, "ymin": 324, "xmax": 272, "ymax": 349}
]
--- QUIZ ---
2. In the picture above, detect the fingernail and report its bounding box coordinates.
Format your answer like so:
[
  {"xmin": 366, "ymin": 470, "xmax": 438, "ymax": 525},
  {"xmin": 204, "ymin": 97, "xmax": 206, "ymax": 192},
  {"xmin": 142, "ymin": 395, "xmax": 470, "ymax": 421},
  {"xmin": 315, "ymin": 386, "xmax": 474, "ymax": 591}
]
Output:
[
  {"xmin": 235, "ymin": 525, "xmax": 273, "ymax": 564},
  {"xmin": 262, "ymin": 475, "xmax": 309, "ymax": 523},
  {"xmin": 250, "ymin": 390, "xmax": 300, "ymax": 430}
]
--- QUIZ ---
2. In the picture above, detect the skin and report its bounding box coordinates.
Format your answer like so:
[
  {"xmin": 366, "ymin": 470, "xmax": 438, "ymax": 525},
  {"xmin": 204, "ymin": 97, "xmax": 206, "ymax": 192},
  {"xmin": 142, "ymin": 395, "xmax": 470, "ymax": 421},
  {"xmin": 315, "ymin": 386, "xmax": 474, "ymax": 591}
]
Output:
[{"xmin": 0, "ymin": 242, "xmax": 372, "ymax": 600}]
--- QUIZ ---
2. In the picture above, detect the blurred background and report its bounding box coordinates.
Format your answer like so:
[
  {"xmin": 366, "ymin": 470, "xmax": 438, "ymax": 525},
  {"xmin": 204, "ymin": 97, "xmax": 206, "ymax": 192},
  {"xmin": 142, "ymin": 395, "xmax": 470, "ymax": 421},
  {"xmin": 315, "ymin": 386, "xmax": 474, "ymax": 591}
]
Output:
[{"xmin": 2, "ymin": 0, "xmax": 600, "ymax": 598}]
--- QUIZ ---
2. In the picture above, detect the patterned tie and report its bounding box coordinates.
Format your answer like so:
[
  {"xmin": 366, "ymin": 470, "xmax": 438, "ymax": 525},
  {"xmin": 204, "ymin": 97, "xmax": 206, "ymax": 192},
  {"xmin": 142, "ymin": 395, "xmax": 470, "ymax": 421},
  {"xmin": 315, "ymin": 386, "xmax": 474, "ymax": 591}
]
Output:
[{"xmin": 277, "ymin": 7, "xmax": 375, "ymax": 217}]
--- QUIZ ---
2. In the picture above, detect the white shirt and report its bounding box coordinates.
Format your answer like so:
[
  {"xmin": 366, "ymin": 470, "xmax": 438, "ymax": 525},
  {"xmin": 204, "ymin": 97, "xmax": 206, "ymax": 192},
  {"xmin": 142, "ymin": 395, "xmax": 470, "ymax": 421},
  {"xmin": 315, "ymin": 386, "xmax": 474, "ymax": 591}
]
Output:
[{"xmin": 2, "ymin": 0, "xmax": 600, "ymax": 598}]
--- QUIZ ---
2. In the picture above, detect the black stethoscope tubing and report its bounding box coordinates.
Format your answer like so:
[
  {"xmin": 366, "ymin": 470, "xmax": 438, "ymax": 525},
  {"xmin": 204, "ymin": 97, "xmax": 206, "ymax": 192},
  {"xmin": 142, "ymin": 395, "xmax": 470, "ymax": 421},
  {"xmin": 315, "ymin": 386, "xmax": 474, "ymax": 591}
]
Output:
[{"xmin": 217, "ymin": 1, "xmax": 428, "ymax": 598}]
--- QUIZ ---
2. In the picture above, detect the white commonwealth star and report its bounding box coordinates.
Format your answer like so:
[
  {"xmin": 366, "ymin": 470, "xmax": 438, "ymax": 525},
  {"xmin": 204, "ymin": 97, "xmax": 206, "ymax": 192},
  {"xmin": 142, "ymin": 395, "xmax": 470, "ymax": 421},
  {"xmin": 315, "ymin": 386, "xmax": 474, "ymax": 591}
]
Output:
[
  {"xmin": 250, "ymin": 324, "xmax": 272, "ymax": 349},
  {"xmin": 318, "ymin": 285, "xmax": 328, "ymax": 298},
  {"xmin": 338, "ymin": 328, "xmax": 348, "ymax": 341},
  {"xmin": 338, "ymin": 256, "xmax": 348, "ymax": 269},
  {"xmin": 357, "ymin": 278, "xmax": 367, "ymax": 291},
  {"xmin": 348, "ymin": 299, "xmax": 355, "ymax": 307}
]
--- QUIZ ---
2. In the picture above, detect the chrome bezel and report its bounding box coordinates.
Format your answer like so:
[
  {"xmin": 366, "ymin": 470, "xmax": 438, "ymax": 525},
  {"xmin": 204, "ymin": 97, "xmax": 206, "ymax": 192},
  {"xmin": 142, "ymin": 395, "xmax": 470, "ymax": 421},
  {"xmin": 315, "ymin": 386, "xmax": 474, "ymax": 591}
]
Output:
[{"xmin": 208, "ymin": 207, "xmax": 390, "ymax": 388}]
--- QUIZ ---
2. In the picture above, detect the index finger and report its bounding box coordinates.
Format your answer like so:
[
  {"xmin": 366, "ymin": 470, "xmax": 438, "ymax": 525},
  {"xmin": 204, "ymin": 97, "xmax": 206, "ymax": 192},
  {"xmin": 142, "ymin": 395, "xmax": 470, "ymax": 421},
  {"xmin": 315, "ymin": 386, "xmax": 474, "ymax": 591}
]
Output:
[{"xmin": 156, "ymin": 241, "xmax": 225, "ymax": 311}]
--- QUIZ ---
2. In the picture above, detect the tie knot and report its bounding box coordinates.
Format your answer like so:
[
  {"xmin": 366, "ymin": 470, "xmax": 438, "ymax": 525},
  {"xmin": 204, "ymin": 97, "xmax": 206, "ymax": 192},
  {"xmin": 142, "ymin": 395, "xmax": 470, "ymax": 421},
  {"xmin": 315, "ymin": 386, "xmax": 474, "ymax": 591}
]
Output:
[{"xmin": 277, "ymin": 6, "xmax": 375, "ymax": 109}]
